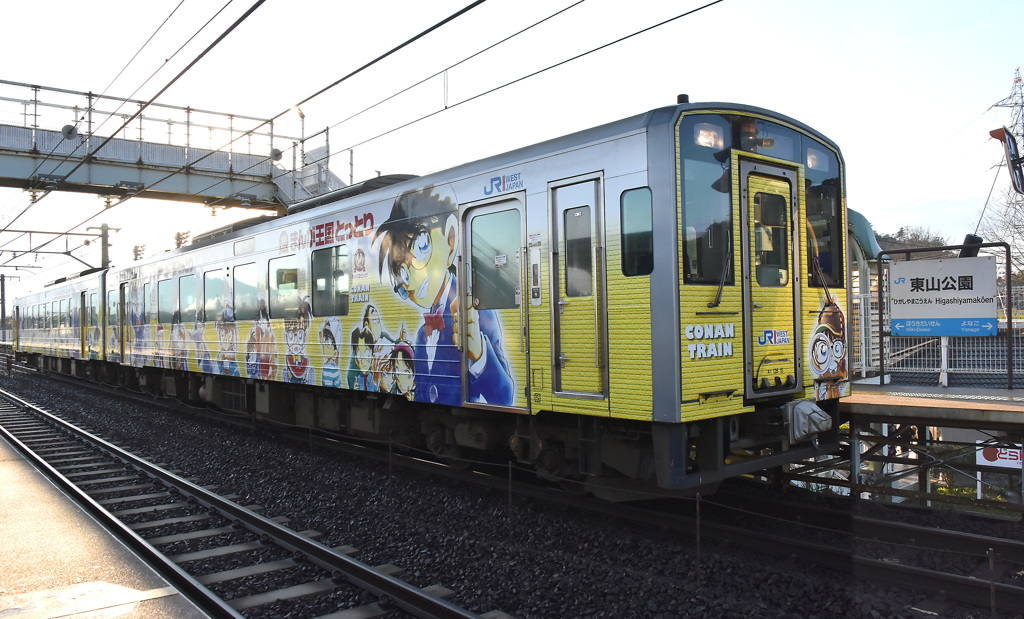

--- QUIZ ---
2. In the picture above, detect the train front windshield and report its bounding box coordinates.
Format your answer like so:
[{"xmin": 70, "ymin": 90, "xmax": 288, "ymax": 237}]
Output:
[{"xmin": 679, "ymin": 113, "xmax": 844, "ymax": 289}]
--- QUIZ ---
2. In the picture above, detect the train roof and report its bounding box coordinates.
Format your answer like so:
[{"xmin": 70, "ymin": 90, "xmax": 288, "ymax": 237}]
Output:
[{"xmin": 120, "ymin": 100, "xmax": 843, "ymax": 267}]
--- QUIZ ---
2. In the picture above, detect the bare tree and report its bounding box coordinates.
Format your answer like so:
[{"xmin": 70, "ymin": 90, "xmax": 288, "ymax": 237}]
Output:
[{"xmin": 977, "ymin": 187, "xmax": 1024, "ymax": 283}]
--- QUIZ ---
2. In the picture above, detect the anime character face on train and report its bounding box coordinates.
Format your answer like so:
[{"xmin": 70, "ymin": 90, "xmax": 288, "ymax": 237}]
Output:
[
  {"xmin": 217, "ymin": 304, "xmax": 241, "ymax": 377},
  {"xmin": 170, "ymin": 310, "xmax": 189, "ymax": 371},
  {"xmin": 808, "ymin": 300, "xmax": 848, "ymax": 399},
  {"xmin": 283, "ymin": 296, "xmax": 314, "ymax": 384},
  {"xmin": 351, "ymin": 325, "xmax": 376, "ymax": 391},
  {"xmin": 374, "ymin": 186, "xmax": 514, "ymax": 406},
  {"xmin": 245, "ymin": 296, "xmax": 277, "ymax": 379},
  {"xmin": 375, "ymin": 188, "xmax": 458, "ymax": 310},
  {"xmin": 319, "ymin": 317, "xmax": 342, "ymax": 388},
  {"xmin": 392, "ymin": 341, "xmax": 415, "ymax": 398}
]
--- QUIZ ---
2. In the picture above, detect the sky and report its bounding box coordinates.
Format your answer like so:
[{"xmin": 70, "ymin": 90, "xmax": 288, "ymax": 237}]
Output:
[{"xmin": 0, "ymin": 0, "xmax": 1021, "ymax": 296}]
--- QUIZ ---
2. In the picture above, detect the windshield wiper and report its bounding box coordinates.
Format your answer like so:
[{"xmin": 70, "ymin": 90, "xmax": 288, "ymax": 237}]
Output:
[{"xmin": 708, "ymin": 229, "xmax": 732, "ymax": 308}]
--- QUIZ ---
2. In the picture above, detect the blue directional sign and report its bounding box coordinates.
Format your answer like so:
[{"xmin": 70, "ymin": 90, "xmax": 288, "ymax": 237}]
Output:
[{"xmin": 888, "ymin": 257, "xmax": 998, "ymax": 337}]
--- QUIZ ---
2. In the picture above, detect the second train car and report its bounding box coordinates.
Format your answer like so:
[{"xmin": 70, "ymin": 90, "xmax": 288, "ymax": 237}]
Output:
[{"xmin": 14, "ymin": 98, "xmax": 849, "ymax": 499}]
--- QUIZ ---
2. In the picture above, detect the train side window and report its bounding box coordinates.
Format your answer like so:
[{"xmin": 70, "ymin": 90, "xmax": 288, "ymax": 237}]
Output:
[
  {"xmin": 90, "ymin": 293, "xmax": 98, "ymax": 328},
  {"xmin": 59, "ymin": 300, "xmax": 66, "ymax": 328},
  {"xmin": 205, "ymin": 270, "xmax": 225, "ymax": 321},
  {"xmin": 142, "ymin": 284, "xmax": 150, "ymax": 324},
  {"xmin": 312, "ymin": 246, "xmax": 349, "ymax": 317},
  {"xmin": 269, "ymin": 255, "xmax": 299, "ymax": 319},
  {"xmin": 470, "ymin": 209, "xmax": 521, "ymax": 310},
  {"xmin": 620, "ymin": 187, "xmax": 653, "ymax": 276},
  {"xmin": 52, "ymin": 301, "xmax": 59, "ymax": 328},
  {"xmin": 158, "ymin": 279, "xmax": 174, "ymax": 323},
  {"xmin": 180, "ymin": 275, "xmax": 197, "ymax": 322},
  {"xmin": 234, "ymin": 262, "xmax": 259, "ymax": 321},
  {"xmin": 107, "ymin": 290, "xmax": 117, "ymax": 327},
  {"xmin": 564, "ymin": 206, "xmax": 592, "ymax": 297}
]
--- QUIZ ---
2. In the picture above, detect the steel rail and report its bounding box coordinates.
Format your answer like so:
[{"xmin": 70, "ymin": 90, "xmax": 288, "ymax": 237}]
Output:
[
  {"xmin": 0, "ymin": 393, "xmax": 245, "ymax": 619},
  {"xmin": 0, "ymin": 387, "xmax": 481, "ymax": 619}
]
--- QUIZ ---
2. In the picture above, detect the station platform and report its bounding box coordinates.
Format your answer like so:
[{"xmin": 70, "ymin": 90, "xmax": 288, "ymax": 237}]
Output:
[
  {"xmin": 844, "ymin": 378, "xmax": 1024, "ymax": 428},
  {"xmin": 0, "ymin": 436, "xmax": 210, "ymax": 618}
]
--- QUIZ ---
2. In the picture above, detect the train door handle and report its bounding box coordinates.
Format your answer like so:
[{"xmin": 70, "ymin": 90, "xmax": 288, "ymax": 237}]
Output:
[
  {"xmin": 753, "ymin": 302, "xmax": 764, "ymax": 309},
  {"xmin": 558, "ymin": 354, "xmax": 570, "ymax": 368},
  {"xmin": 557, "ymin": 299, "xmax": 569, "ymax": 314}
]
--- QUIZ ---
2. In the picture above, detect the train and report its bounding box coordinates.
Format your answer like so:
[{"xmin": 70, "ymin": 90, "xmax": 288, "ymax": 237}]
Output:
[{"xmin": 13, "ymin": 97, "xmax": 849, "ymax": 500}]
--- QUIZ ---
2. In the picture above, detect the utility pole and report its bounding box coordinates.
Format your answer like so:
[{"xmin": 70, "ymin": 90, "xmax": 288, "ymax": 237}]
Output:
[{"xmin": 87, "ymin": 224, "xmax": 113, "ymax": 268}]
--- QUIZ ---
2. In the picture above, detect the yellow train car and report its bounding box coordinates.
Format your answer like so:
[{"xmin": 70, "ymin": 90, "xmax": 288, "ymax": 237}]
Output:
[{"xmin": 15, "ymin": 98, "xmax": 848, "ymax": 498}]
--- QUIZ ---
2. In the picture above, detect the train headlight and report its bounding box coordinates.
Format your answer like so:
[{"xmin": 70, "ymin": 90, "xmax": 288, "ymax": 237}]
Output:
[{"xmin": 694, "ymin": 123, "xmax": 724, "ymax": 149}]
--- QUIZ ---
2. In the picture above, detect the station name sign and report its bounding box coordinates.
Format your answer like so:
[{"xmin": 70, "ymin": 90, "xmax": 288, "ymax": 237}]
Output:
[{"xmin": 888, "ymin": 257, "xmax": 997, "ymax": 337}]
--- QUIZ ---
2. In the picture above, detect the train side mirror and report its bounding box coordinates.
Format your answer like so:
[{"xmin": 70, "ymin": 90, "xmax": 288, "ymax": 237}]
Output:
[
  {"xmin": 959, "ymin": 234, "xmax": 982, "ymax": 258},
  {"xmin": 990, "ymin": 127, "xmax": 1024, "ymax": 195}
]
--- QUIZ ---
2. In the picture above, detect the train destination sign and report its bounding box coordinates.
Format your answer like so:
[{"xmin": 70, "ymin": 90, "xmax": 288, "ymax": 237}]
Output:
[{"xmin": 888, "ymin": 256, "xmax": 997, "ymax": 337}]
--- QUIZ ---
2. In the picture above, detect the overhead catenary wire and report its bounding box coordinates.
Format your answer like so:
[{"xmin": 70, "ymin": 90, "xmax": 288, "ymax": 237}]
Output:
[
  {"xmin": 201, "ymin": 0, "xmax": 589, "ymax": 208},
  {"xmin": 23, "ymin": 0, "xmax": 204, "ymax": 195},
  {"xmin": 3, "ymin": 0, "xmax": 492, "ymax": 273},
  {"xmin": 279, "ymin": 0, "xmax": 728, "ymax": 186},
  {"xmin": 0, "ymin": 0, "xmax": 268, "ymax": 270},
  {"xmin": 206, "ymin": 0, "xmax": 726, "ymax": 210},
  {"xmin": 1, "ymin": 0, "xmax": 257, "ymax": 255}
]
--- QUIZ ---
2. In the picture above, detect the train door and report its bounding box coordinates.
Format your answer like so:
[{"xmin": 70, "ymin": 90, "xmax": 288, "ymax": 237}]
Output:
[
  {"xmin": 79, "ymin": 291, "xmax": 87, "ymax": 358},
  {"xmin": 739, "ymin": 160, "xmax": 802, "ymax": 398},
  {"xmin": 119, "ymin": 283, "xmax": 129, "ymax": 364},
  {"xmin": 550, "ymin": 176, "xmax": 607, "ymax": 397},
  {"xmin": 463, "ymin": 193, "xmax": 527, "ymax": 409}
]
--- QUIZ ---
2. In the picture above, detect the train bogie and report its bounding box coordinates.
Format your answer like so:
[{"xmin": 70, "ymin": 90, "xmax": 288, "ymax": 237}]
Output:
[{"xmin": 14, "ymin": 100, "xmax": 849, "ymax": 498}]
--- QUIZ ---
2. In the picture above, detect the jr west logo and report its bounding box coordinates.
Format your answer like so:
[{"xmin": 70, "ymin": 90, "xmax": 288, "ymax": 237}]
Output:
[
  {"xmin": 758, "ymin": 329, "xmax": 791, "ymax": 346},
  {"xmin": 484, "ymin": 172, "xmax": 523, "ymax": 195}
]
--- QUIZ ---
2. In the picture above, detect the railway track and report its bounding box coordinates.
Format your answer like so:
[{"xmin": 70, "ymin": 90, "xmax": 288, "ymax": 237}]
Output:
[
  {"xmin": 10, "ymin": 365, "xmax": 1024, "ymax": 615},
  {"xmin": 699, "ymin": 485, "xmax": 1024, "ymax": 611},
  {"xmin": 0, "ymin": 385, "xmax": 490, "ymax": 619}
]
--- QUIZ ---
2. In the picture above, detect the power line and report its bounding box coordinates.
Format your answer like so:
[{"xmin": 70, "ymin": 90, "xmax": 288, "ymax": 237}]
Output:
[
  {"xmin": 203, "ymin": 0, "xmax": 726, "ymax": 212},
  {"xmin": 0, "ymin": 0, "xmax": 269, "ymax": 270},
  {"xmin": 4, "ymin": 0, "xmax": 491, "ymax": 272},
  {"xmin": 201, "ymin": 0, "xmax": 589, "ymax": 209},
  {"xmin": 306, "ymin": 0, "xmax": 727, "ymax": 174},
  {"xmin": 25, "ymin": 0, "xmax": 203, "ymax": 188}
]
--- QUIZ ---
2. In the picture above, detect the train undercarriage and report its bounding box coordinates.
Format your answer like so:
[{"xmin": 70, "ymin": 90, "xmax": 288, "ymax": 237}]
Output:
[{"xmin": 23, "ymin": 352, "xmax": 840, "ymax": 501}]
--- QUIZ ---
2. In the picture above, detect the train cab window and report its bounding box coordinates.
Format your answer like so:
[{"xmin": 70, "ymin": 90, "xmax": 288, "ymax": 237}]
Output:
[
  {"xmin": 470, "ymin": 209, "xmax": 521, "ymax": 310},
  {"xmin": 312, "ymin": 246, "xmax": 349, "ymax": 317},
  {"xmin": 158, "ymin": 279, "xmax": 174, "ymax": 323},
  {"xmin": 180, "ymin": 275, "xmax": 197, "ymax": 322},
  {"xmin": 753, "ymin": 192, "xmax": 790, "ymax": 287},
  {"xmin": 205, "ymin": 270, "xmax": 225, "ymax": 321},
  {"xmin": 234, "ymin": 262, "xmax": 259, "ymax": 321},
  {"xmin": 680, "ymin": 116, "xmax": 733, "ymax": 285},
  {"xmin": 269, "ymin": 255, "xmax": 299, "ymax": 318},
  {"xmin": 620, "ymin": 188, "xmax": 653, "ymax": 276},
  {"xmin": 564, "ymin": 206, "xmax": 592, "ymax": 297},
  {"xmin": 804, "ymin": 141, "xmax": 844, "ymax": 288}
]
